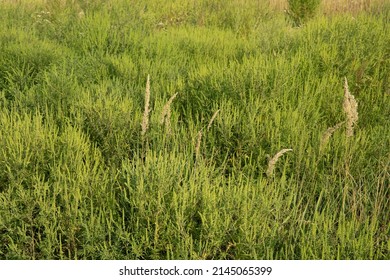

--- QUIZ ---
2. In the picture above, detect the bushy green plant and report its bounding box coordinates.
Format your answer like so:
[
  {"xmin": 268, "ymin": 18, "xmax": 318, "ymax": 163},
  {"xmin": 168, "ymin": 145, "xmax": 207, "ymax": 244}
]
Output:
[
  {"xmin": 287, "ymin": 0, "xmax": 321, "ymax": 26},
  {"xmin": 0, "ymin": 0, "xmax": 389, "ymax": 260}
]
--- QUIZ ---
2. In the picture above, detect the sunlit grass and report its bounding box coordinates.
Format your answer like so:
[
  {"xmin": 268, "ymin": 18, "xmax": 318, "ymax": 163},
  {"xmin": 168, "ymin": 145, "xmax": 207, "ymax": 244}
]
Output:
[{"xmin": 0, "ymin": 0, "xmax": 389, "ymax": 260}]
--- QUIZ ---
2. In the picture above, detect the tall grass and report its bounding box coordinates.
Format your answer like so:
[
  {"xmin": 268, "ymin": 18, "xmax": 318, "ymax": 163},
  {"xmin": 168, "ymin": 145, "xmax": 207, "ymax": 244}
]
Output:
[{"xmin": 0, "ymin": 0, "xmax": 389, "ymax": 259}]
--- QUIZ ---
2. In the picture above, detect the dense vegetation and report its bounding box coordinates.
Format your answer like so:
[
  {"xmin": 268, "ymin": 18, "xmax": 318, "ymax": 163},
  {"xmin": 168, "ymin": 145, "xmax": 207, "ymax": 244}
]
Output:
[{"xmin": 0, "ymin": 0, "xmax": 389, "ymax": 259}]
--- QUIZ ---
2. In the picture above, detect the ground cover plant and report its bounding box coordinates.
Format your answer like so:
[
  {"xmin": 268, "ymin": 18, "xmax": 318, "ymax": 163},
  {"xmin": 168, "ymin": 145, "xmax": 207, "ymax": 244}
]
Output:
[{"xmin": 0, "ymin": 0, "xmax": 389, "ymax": 259}]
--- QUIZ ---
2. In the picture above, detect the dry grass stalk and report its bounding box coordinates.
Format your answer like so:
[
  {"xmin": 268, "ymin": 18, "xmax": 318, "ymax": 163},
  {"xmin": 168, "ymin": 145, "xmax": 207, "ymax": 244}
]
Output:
[
  {"xmin": 195, "ymin": 130, "xmax": 203, "ymax": 159},
  {"xmin": 160, "ymin": 92, "xmax": 179, "ymax": 134},
  {"xmin": 141, "ymin": 74, "xmax": 151, "ymax": 136},
  {"xmin": 207, "ymin": 109, "xmax": 220, "ymax": 131},
  {"xmin": 266, "ymin": 148, "xmax": 293, "ymax": 177},
  {"xmin": 160, "ymin": 92, "xmax": 179, "ymax": 124},
  {"xmin": 320, "ymin": 121, "xmax": 345, "ymax": 149},
  {"xmin": 343, "ymin": 77, "xmax": 358, "ymax": 137}
]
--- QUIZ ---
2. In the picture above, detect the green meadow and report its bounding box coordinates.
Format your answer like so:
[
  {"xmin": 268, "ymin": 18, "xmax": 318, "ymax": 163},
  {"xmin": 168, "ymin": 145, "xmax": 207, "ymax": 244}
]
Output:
[{"xmin": 0, "ymin": 0, "xmax": 389, "ymax": 259}]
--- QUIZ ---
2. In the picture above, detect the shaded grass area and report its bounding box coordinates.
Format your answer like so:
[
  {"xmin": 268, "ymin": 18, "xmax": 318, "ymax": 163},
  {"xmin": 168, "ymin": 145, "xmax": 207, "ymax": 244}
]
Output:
[{"xmin": 0, "ymin": 0, "xmax": 389, "ymax": 259}]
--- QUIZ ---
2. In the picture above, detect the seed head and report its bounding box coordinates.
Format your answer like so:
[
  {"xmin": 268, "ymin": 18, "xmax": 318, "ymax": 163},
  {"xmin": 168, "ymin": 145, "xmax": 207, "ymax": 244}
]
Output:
[
  {"xmin": 343, "ymin": 77, "xmax": 358, "ymax": 137},
  {"xmin": 266, "ymin": 148, "xmax": 293, "ymax": 177}
]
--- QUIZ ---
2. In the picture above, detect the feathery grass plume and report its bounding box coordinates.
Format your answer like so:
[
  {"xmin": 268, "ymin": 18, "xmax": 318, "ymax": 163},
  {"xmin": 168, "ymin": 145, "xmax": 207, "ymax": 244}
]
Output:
[
  {"xmin": 207, "ymin": 109, "xmax": 220, "ymax": 131},
  {"xmin": 160, "ymin": 92, "xmax": 179, "ymax": 134},
  {"xmin": 195, "ymin": 130, "xmax": 203, "ymax": 159},
  {"xmin": 320, "ymin": 121, "xmax": 345, "ymax": 150},
  {"xmin": 343, "ymin": 77, "xmax": 358, "ymax": 137},
  {"xmin": 266, "ymin": 148, "xmax": 293, "ymax": 177},
  {"xmin": 141, "ymin": 74, "xmax": 151, "ymax": 136}
]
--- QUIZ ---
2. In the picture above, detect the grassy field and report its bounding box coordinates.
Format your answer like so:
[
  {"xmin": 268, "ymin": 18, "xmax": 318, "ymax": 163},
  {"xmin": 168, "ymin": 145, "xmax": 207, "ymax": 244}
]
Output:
[{"xmin": 0, "ymin": 0, "xmax": 389, "ymax": 259}]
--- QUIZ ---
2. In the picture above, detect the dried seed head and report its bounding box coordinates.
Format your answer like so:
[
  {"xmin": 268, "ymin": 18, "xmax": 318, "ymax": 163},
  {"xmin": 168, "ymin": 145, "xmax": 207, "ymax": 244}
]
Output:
[
  {"xmin": 320, "ymin": 121, "xmax": 345, "ymax": 150},
  {"xmin": 160, "ymin": 92, "xmax": 179, "ymax": 135},
  {"xmin": 195, "ymin": 130, "xmax": 203, "ymax": 159},
  {"xmin": 141, "ymin": 74, "xmax": 151, "ymax": 136},
  {"xmin": 343, "ymin": 77, "xmax": 358, "ymax": 137},
  {"xmin": 207, "ymin": 109, "xmax": 220, "ymax": 131},
  {"xmin": 266, "ymin": 148, "xmax": 293, "ymax": 177}
]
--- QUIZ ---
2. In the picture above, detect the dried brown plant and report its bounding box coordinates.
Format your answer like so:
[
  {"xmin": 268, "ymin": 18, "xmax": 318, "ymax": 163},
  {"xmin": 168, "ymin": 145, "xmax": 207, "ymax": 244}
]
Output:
[
  {"xmin": 343, "ymin": 77, "xmax": 358, "ymax": 137},
  {"xmin": 141, "ymin": 74, "xmax": 151, "ymax": 136},
  {"xmin": 160, "ymin": 92, "xmax": 179, "ymax": 134},
  {"xmin": 266, "ymin": 148, "xmax": 293, "ymax": 177},
  {"xmin": 195, "ymin": 130, "xmax": 203, "ymax": 159},
  {"xmin": 207, "ymin": 109, "xmax": 220, "ymax": 131},
  {"xmin": 320, "ymin": 121, "xmax": 345, "ymax": 149}
]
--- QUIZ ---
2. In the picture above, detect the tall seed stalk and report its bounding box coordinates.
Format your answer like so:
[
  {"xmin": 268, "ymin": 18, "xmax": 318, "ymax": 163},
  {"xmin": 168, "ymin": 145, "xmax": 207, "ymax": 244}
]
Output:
[
  {"xmin": 342, "ymin": 77, "xmax": 358, "ymax": 213},
  {"xmin": 195, "ymin": 130, "xmax": 203, "ymax": 160},
  {"xmin": 343, "ymin": 77, "xmax": 358, "ymax": 138},
  {"xmin": 141, "ymin": 74, "xmax": 151, "ymax": 137},
  {"xmin": 320, "ymin": 121, "xmax": 345, "ymax": 151},
  {"xmin": 160, "ymin": 92, "xmax": 179, "ymax": 135},
  {"xmin": 207, "ymin": 109, "xmax": 220, "ymax": 131},
  {"xmin": 140, "ymin": 74, "xmax": 151, "ymax": 160},
  {"xmin": 266, "ymin": 148, "xmax": 293, "ymax": 177}
]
